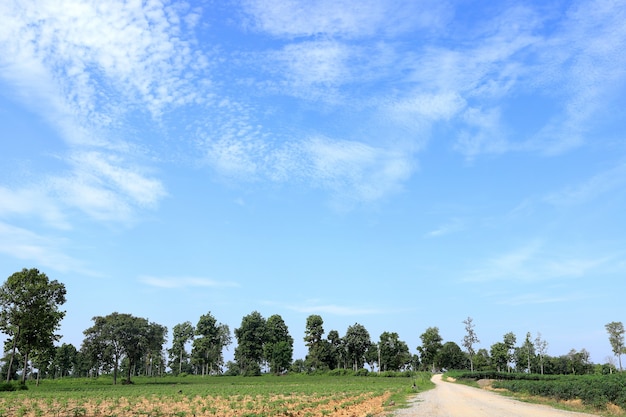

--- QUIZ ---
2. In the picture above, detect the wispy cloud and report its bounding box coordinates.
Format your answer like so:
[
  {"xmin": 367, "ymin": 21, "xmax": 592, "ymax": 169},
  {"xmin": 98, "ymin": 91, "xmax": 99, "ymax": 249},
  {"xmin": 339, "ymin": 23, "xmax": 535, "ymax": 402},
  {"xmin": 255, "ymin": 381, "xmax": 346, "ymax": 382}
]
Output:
[
  {"xmin": 0, "ymin": 185, "xmax": 69, "ymax": 230},
  {"xmin": 426, "ymin": 218, "xmax": 465, "ymax": 238},
  {"xmin": 527, "ymin": 0, "xmax": 626, "ymax": 155},
  {"xmin": 285, "ymin": 302, "xmax": 383, "ymax": 316},
  {"xmin": 496, "ymin": 291, "xmax": 590, "ymax": 306},
  {"xmin": 0, "ymin": 222, "xmax": 89, "ymax": 274},
  {"xmin": 464, "ymin": 240, "xmax": 613, "ymax": 283},
  {"xmin": 0, "ymin": 0, "xmax": 199, "ymax": 223},
  {"xmin": 140, "ymin": 276, "xmax": 240, "ymax": 289},
  {"xmin": 544, "ymin": 162, "xmax": 626, "ymax": 207},
  {"xmin": 240, "ymin": 0, "xmax": 450, "ymax": 39}
]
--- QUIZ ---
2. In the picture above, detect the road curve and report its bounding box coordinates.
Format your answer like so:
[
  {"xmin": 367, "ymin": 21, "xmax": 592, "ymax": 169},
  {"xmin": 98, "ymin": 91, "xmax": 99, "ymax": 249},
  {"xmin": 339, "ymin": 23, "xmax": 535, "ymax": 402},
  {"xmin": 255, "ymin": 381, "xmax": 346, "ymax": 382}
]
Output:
[{"xmin": 392, "ymin": 374, "xmax": 600, "ymax": 417}]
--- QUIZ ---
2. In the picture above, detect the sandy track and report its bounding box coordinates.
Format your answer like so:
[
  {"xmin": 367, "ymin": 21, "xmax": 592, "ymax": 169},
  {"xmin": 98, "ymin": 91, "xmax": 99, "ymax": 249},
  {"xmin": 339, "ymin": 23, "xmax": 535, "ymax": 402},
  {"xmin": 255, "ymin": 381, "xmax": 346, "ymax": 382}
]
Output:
[{"xmin": 392, "ymin": 374, "xmax": 600, "ymax": 417}]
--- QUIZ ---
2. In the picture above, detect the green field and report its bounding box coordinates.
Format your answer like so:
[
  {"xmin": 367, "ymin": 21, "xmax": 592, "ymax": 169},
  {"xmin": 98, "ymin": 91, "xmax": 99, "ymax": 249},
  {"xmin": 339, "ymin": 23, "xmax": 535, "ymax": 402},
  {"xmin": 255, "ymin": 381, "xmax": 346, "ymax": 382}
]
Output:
[{"xmin": 0, "ymin": 373, "xmax": 433, "ymax": 417}]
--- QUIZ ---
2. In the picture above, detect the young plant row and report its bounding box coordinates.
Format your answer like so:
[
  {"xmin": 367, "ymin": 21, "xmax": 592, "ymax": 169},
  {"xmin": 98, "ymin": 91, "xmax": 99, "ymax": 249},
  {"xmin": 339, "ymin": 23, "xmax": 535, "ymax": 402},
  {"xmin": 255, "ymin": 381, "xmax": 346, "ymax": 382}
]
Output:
[{"xmin": 0, "ymin": 373, "xmax": 433, "ymax": 417}]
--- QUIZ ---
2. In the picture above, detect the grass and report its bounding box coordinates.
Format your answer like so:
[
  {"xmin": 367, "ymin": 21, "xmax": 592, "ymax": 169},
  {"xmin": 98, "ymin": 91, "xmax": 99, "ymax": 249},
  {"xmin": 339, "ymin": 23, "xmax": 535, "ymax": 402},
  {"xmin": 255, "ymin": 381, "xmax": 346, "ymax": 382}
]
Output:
[{"xmin": 0, "ymin": 372, "xmax": 434, "ymax": 417}]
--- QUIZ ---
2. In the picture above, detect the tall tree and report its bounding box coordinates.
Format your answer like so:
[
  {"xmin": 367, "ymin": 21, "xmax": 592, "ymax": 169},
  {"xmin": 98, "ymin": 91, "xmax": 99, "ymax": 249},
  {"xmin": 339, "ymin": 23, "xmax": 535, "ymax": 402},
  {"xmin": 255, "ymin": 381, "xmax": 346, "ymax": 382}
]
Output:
[
  {"xmin": 234, "ymin": 311, "xmax": 267, "ymax": 375},
  {"xmin": 344, "ymin": 323, "xmax": 371, "ymax": 371},
  {"xmin": 264, "ymin": 314, "xmax": 293, "ymax": 374},
  {"xmin": 514, "ymin": 332, "xmax": 536, "ymax": 373},
  {"xmin": 304, "ymin": 314, "xmax": 325, "ymax": 371},
  {"xmin": 378, "ymin": 332, "xmax": 411, "ymax": 372},
  {"xmin": 0, "ymin": 268, "xmax": 67, "ymax": 383},
  {"xmin": 143, "ymin": 322, "xmax": 167, "ymax": 377},
  {"xmin": 192, "ymin": 313, "xmax": 231, "ymax": 375},
  {"xmin": 533, "ymin": 333, "xmax": 548, "ymax": 375},
  {"xmin": 169, "ymin": 321, "xmax": 195, "ymax": 375},
  {"xmin": 605, "ymin": 321, "xmax": 625, "ymax": 372},
  {"xmin": 327, "ymin": 329, "xmax": 342, "ymax": 370},
  {"xmin": 462, "ymin": 317, "xmax": 479, "ymax": 371},
  {"xmin": 417, "ymin": 327, "xmax": 443, "ymax": 372},
  {"xmin": 503, "ymin": 332, "xmax": 517, "ymax": 372}
]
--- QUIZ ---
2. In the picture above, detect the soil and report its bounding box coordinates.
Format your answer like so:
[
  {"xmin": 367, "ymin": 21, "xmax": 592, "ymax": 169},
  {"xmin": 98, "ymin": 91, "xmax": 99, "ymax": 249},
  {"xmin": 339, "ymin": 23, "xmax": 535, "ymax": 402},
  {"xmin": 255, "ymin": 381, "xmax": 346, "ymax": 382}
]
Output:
[{"xmin": 392, "ymin": 373, "xmax": 601, "ymax": 417}]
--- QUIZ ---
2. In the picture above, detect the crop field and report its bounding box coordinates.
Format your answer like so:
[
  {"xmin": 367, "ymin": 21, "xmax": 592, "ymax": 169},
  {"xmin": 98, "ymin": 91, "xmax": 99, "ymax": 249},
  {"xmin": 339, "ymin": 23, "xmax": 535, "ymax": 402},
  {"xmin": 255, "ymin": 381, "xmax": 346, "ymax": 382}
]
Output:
[
  {"xmin": 0, "ymin": 373, "xmax": 433, "ymax": 417},
  {"xmin": 448, "ymin": 371, "xmax": 626, "ymax": 414}
]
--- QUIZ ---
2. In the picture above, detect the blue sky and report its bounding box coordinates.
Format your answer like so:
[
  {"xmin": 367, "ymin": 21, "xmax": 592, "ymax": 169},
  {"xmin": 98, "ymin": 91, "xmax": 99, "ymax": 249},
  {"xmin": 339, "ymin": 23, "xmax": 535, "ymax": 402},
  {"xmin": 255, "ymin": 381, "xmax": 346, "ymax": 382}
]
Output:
[{"xmin": 1, "ymin": 0, "xmax": 625, "ymax": 366}]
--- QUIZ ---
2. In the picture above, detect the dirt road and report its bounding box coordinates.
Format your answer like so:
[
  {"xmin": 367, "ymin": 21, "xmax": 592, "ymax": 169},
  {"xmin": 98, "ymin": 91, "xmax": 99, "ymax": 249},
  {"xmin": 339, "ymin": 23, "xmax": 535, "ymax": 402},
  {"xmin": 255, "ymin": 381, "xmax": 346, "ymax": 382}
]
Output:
[{"xmin": 392, "ymin": 374, "xmax": 600, "ymax": 417}]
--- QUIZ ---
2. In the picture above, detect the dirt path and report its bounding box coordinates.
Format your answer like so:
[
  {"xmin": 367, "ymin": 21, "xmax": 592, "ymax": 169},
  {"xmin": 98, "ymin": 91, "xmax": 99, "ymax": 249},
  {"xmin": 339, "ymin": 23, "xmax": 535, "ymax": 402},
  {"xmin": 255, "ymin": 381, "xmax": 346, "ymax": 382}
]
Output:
[{"xmin": 392, "ymin": 374, "xmax": 600, "ymax": 417}]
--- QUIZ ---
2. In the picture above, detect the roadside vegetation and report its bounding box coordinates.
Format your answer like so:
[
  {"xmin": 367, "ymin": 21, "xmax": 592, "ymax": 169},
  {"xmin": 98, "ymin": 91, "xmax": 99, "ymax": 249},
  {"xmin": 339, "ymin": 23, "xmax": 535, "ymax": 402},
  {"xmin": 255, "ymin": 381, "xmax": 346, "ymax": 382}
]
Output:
[{"xmin": 446, "ymin": 370, "xmax": 626, "ymax": 416}]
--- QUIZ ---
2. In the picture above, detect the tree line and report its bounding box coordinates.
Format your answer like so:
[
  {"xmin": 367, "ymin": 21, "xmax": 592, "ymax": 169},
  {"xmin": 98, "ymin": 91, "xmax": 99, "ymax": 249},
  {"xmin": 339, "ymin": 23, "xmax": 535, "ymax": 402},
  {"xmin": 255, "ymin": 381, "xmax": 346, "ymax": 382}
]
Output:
[{"xmin": 1, "ymin": 268, "xmax": 625, "ymax": 384}]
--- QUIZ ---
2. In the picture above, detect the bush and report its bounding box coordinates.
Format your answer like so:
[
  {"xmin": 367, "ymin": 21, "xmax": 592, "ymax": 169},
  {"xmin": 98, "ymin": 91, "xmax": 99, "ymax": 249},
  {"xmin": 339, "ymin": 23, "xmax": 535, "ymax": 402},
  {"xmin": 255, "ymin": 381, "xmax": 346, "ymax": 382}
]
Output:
[{"xmin": 0, "ymin": 382, "xmax": 28, "ymax": 391}]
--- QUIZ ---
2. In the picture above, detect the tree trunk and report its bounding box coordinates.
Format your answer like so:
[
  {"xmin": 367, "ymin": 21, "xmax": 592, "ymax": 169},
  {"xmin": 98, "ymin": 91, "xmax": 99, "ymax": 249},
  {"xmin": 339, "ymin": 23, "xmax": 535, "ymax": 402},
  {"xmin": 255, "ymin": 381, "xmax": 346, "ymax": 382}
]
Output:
[
  {"xmin": 6, "ymin": 326, "xmax": 19, "ymax": 383},
  {"xmin": 22, "ymin": 351, "xmax": 29, "ymax": 383}
]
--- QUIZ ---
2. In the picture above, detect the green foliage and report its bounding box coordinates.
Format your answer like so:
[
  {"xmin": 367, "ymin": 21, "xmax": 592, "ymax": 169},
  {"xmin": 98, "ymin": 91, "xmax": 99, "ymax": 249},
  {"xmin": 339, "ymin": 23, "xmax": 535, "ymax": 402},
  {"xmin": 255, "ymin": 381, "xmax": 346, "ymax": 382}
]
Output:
[
  {"xmin": 0, "ymin": 381, "xmax": 28, "ymax": 391},
  {"xmin": 344, "ymin": 323, "xmax": 371, "ymax": 371},
  {"xmin": 234, "ymin": 311, "xmax": 267, "ymax": 375},
  {"xmin": 0, "ymin": 268, "xmax": 67, "ymax": 382},
  {"xmin": 417, "ymin": 326, "xmax": 442, "ymax": 372},
  {"xmin": 82, "ymin": 313, "xmax": 165, "ymax": 384},
  {"xmin": 450, "ymin": 371, "xmax": 626, "ymax": 410}
]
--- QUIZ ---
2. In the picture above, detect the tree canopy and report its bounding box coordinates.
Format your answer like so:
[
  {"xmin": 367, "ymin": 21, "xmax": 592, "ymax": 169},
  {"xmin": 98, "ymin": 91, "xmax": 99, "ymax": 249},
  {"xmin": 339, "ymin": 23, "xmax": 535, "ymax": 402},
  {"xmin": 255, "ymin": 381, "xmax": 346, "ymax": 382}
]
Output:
[
  {"xmin": 0, "ymin": 268, "xmax": 67, "ymax": 383},
  {"xmin": 82, "ymin": 312, "xmax": 165, "ymax": 384}
]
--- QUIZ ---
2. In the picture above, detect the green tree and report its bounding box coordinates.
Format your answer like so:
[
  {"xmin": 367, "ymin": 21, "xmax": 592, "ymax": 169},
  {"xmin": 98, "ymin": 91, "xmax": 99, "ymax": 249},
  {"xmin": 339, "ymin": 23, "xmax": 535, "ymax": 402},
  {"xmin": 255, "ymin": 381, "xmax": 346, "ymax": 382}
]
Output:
[
  {"xmin": 82, "ymin": 313, "xmax": 161, "ymax": 384},
  {"xmin": 490, "ymin": 342, "xmax": 508, "ymax": 372},
  {"xmin": 462, "ymin": 317, "xmax": 479, "ymax": 372},
  {"xmin": 438, "ymin": 341, "xmax": 467, "ymax": 370},
  {"xmin": 344, "ymin": 323, "xmax": 371, "ymax": 371},
  {"xmin": 143, "ymin": 322, "xmax": 167, "ymax": 377},
  {"xmin": 605, "ymin": 321, "xmax": 625, "ymax": 372},
  {"xmin": 534, "ymin": 332, "xmax": 548, "ymax": 375},
  {"xmin": 503, "ymin": 332, "xmax": 517, "ymax": 372},
  {"xmin": 327, "ymin": 329, "xmax": 342, "ymax": 370},
  {"xmin": 417, "ymin": 326, "xmax": 442, "ymax": 372},
  {"xmin": 169, "ymin": 321, "xmax": 195, "ymax": 375},
  {"xmin": 264, "ymin": 314, "xmax": 293, "ymax": 374},
  {"xmin": 378, "ymin": 332, "xmax": 411, "ymax": 372},
  {"xmin": 192, "ymin": 313, "xmax": 231, "ymax": 375},
  {"xmin": 53, "ymin": 343, "xmax": 78, "ymax": 378},
  {"xmin": 304, "ymin": 314, "xmax": 326, "ymax": 371},
  {"xmin": 365, "ymin": 343, "xmax": 378, "ymax": 371},
  {"xmin": 234, "ymin": 311, "xmax": 267, "ymax": 375},
  {"xmin": 567, "ymin": 348, "xmax": 592, "ymax": 374},
  {"xmin": 473, "ymin": 348, "xmax": 491, "ymax": 371},
  {"xmin": 0, "ymin": 268, "xmax": 67, "ymax": 383},
  {"xmin": 515, "ymin": 332, "xmax": 535, "ymax": 373}
]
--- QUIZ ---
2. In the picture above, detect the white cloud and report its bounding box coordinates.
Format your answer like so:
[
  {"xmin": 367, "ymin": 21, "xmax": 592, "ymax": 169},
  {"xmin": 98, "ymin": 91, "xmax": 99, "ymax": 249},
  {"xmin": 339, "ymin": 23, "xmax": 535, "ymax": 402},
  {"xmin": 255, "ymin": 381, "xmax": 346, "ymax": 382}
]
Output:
[
  {"xmin": 525, "ymin": 0, "xmax": 626, "ymax": 155},
  {"xmin": 496, "ymin": 291, "xmax": 589, "ymax": 306},
  {"xmin": 0, "ymin": 186, "xmax": 69, "ymax": 230},
  {"xmin": 544, "ymin": 162, "xmax": 626, "ymax": 207},
  {"xmin": 300, "ymin": 136, "xmax": 414, "ymax": 204},
  {"xmin": 464, "ymin": 240, "xmax": 613, "ymax": 283},
  {"xmin": 273, "ymin": 40, "xmax": 350, "ymax": 92},
  {"xmin": 140, "ymin": 276, "xmax": 240, "ymax": 289},
  {"xmin": 287, "ymin": 303, "xmax": 382, "ymax": 316},
  {"xmin": 46, "ymin": 151, "xmax": 167, "ymax": 223},
  {"xmin": 240, "ymin": 0, "xmax": 450, "ymax": 39},
  {"xmin": 0, "ymin": 222, "xmax": 88, "ymax": 273},
  {"xmin": 426, "ymin": 218, "xmax": 464, "ymax": 238}
]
